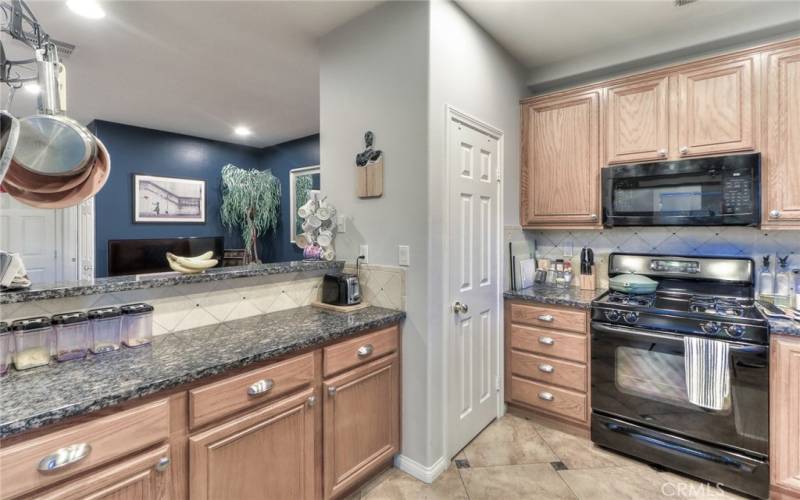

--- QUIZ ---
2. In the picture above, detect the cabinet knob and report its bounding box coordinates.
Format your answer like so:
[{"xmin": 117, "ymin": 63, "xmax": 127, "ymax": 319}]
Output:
[
  {"xmin": 357, "ymin": 344, "xmax": 374, "ymax": 358},
  {"xmin": 307, "ymin": 395, "xmax": 317, "ymax": 407},
  {"xmin": 537, "ymin": 314, "xmax": 554, "ymax": 322},
  {"xmin": 590, "ymin": 213, "xmax": 598, "ymax": 221},
  {"xmin": 538, "ymin": 392, "xmax": 554, "ymax": 402},
  {"xmin": 679, "ymin": 146, "xmax": 689, "ymax": 155},
  {"xmin": 247, "ymin": 379, "xmax": 274, "ymax": 396},
  {"xmin": 538, "ymin": 336, "xmax": 555, "ymax": 346},
  {"xmin": 328, "ymin": 386, "xmax": 337, "ymax": 397},
  {"xmin": 770, "ymin": 209, "xmax": 781, "ymax": 219},
  {"xmin": 155, "ymin": 457, "xmax": 170, "ymax": 473},
  {"xmin": 38, "ymin": 443, "xmax": 92, "ymax": 472},
  {"xmin": 538, "ymin": 364, "xmax": 554, "ymax": 374},
  {"xmin": 658, "ymin": 149, "xmax": 667, "ymax": 158}
]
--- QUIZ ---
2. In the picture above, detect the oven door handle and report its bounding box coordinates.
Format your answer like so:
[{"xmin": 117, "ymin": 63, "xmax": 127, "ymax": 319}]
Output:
[
  {"xmin": 604, "ymin": 422, "xmax": 756, "ymax": 473},
  {"xmin": 591, "ymin": 321, "xmax": 765, "ymax": 352}
]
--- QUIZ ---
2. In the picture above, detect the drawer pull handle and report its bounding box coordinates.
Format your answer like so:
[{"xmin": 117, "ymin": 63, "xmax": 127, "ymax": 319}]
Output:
[
  {"xmin": 357, "ymin": 344, "xmax": 374, "ymax": 358},
  {"xmin": 537, "ymin": 314, "xmax": 554, "ymax": 322},
  {"xmin": 538, "ymin": 336, "xmax": 555, "ymax": 346},
  {"xmin": 155, "ymin": 457, "xmax": 170, "ymax": 473},
  {"xmin": 538, "ymin": 364, "xmax": 554, "ymax": 373},
  {"xmin": 38, "ymin": 443, "xmax": 92, "ymax": 472},
  {"xmin": 247, "ymin": 379, "xmax": 274, "ymax": 396},
  {"xmin": 538, "ymin": 392, "xmax": 554, "ymax": 402}
]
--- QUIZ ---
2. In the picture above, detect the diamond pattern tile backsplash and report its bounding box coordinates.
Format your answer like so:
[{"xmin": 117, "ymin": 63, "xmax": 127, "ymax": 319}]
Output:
[
  {"xmin": 0, "ymin": 266, "xmax": 406, "ymax": 336},
  {"xmin": 505, "ymin": 226, "xmax": 800, "ymax": 289}
]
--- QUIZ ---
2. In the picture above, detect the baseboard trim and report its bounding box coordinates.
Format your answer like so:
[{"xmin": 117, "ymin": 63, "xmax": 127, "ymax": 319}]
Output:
[{"xmin": 393, "ymin": 454, "xmax": 448, "ymax": 484}]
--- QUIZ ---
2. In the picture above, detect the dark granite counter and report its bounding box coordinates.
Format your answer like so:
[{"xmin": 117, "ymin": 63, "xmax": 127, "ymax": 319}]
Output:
[
  {"xmin": 766, "ymin": 317, "xmax": 800, "ymax": 337},
  {"xmin": 0, "ymin": 260, "xmax": 344, "ymax": 305},
  {"xmin": 504, "ymin": 283, "xmax": 603, "ymax": 309},
  {"xmin": 0, "ymin": 305, "xmax": 404, "ymax": 439}
]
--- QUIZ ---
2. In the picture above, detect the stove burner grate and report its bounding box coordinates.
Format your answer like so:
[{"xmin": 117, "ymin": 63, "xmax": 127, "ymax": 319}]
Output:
[
  {"xmin": 606, "ymin": 291, "xmax": 656, "ymax": 307},
  {"xmin": 689, "ymin": 295, "xmax": 747, "ymax": 317}
]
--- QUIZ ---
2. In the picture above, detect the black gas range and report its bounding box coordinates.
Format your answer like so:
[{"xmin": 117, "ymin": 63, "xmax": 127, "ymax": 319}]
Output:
[{"xmin": 590, "ymin": 253, "xmax": 770, "ymax": 498}]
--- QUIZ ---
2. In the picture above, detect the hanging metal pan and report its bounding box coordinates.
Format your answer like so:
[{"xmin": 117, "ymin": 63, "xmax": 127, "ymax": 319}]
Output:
[
  {"xmin": 12, "ymin": 45, "xmax": 97, "ymax": 177},
  {"xmin": 0, "ymin": 111, "xmax": 20, "ymax": 183}
]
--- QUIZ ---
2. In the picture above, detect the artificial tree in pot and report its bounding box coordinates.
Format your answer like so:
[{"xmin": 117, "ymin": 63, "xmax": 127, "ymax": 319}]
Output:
[{"xmin": 220, "ymin": 164, "xmax": 281, "ymax": 264}]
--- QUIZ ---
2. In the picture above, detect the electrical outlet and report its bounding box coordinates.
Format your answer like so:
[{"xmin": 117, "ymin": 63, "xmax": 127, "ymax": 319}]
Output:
[
  {"xmin": 336, "ymin": 215, "xmax": 346, "ymax": 233},
  {"xmin": 359, "ymin": 245, "xmax": 369, "ymax": 263},
  {"xmin": 398, "ymin": 245, "xmax": 410, "ymax": 266}
]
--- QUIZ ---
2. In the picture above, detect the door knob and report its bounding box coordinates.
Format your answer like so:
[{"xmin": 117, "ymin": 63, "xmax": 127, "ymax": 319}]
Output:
[
  {"xmin": 769, "ymin": 209, "xmax": 781, "ymax": 219},
  {"xmin": 453, "ymin": 301, "xmax": 469, "ymax": 314}
]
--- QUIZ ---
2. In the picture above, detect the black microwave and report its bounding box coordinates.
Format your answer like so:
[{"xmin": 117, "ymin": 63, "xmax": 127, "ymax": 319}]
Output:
[{"xmin": 601, "ymin": 153, "xmax": 760, "ymax": 227}]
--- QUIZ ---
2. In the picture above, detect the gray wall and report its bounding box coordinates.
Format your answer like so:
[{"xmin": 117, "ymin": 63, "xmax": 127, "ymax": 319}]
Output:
[{"xmin": 320, "ymin": 0, "xmax": 432, "ymax": 467}]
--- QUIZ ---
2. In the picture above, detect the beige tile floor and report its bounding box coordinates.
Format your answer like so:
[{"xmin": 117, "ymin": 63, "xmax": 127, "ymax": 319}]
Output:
[{"xmin": 348, "ymin": 413, "xmax": 748, "ymax": 500}]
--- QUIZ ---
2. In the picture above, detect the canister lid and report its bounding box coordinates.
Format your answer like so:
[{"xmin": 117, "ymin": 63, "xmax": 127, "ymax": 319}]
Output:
[
  {"xmin": 120, "ymin": 303, "xmax": 154, "ymax": 314},
  {"xmin": 11, "ymin": 316, "xmax": 52, "ymax": 331},
  {"xmin": 52, "ymin": 311, "xmax": 89, "ymax": 325},
  {"xmin": 87, "ymin": 307, "xmax": 122, "ymax": 319}
]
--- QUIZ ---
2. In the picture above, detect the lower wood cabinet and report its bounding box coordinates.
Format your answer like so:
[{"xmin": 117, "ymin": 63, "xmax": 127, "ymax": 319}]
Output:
[
  {"xmin": 770, "ymin": 335, "xmax": 800, "ymax": 498},
  {"xmin": 323, "ymin": 353, "xmax": 400, "ymax": 499}
]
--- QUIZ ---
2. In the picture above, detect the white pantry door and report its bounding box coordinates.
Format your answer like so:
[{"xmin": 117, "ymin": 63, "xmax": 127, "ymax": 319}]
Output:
[
  {"xmin": 0, "ymin": 193, "xmax": 58, "ymax": 283},
  {"xmin": 447, "ymin": 112, "xmax": 501, "ymax": 457}
]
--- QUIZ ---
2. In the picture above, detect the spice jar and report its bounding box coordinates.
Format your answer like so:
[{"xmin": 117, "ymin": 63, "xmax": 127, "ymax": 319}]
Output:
[
  {"xmin": 0, "ymin": 322, "xmax": 12, "ymax": 376},
  {"xmin": 11, "ymin": 317, "xmax": 52, "ymax": 370},
  {"xmin": 52, "ymin": 312, "xmax": 90, "ymax": 362},
  {"xmin": 88, "ymin": 307, "xmax": 123, "ymax": 354},
  {"xmin": 121, "ymin": 303, "xmax": 154, "ymax": 348}
]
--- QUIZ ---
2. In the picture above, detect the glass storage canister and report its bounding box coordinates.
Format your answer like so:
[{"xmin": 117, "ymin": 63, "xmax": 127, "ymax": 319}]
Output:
[
  {"xmin": 121, "ymin": 303, "xmax": 154, "ymax": 348},
  {"xmin": 88, "ymin": 307, "xmax": 123, "ymax": 354},
  {"xmin": 0, "ymin": 322, "xmax": 12, "ymax": 376},
  {"xmin": 52, "ymin": 312, "xmax": 90, "ymax": 362},
  {"xmin": 11, "ymin": 317, "xmax": 53, "ymax": 370}
]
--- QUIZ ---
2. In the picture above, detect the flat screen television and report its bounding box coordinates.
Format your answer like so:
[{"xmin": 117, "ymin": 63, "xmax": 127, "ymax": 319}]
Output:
[{"xmin": 107, "ymin": 237, "xmax": 224, "ymax": 276}]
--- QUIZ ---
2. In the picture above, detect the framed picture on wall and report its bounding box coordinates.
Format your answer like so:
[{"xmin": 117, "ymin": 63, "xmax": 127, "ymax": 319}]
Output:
[{"xmin": 132, "ymin": 174, "xmax": 206, "ymax": 223}]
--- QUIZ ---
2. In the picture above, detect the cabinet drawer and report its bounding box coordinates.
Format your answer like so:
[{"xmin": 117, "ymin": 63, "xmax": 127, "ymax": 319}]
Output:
[
  {"xmin": 510, "ymin": 303, "xmax": 587, "ymax": 333},
  {"xmin": 511, "ymin": 350, "xmax": 587, "ymax": 392},
  {"xmin": 510, "ymin": 324, "xmax": 587, "ymax": 363},
  {"xmin": 0, "ymin": 399, "xmax": 169, "ymax": 499},
  {"xmin": 324, "ymin": 326, "xmax": 398, "ymax": 377},
  {"xmin": 510, "ymin": 376, "xmax": 587, "ymax": 423},
  {"xmin": 189, "ymin": 353, "xmax": 314, "ymax": 429}
]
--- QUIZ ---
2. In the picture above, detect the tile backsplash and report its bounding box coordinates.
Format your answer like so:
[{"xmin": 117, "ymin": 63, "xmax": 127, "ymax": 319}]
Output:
[
  {"xmin": 506, "ymin": 225, "xmax": 800, "ymax": 288},
  {"xmin": 0, "ymin": 266, "xmax": 406, "ymax": 336}
]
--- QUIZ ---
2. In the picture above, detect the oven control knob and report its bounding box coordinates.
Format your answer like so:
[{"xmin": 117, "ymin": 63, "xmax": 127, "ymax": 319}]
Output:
[
  {"xmin": 700, "ymin": 321, "xmax": 721, "ymax": 334},
  {"xmin": 725, "ymin": 324, "xmax": 745, "ymax": 338},
  {"xmin": 624, "ymin": 312, "xmax": 639, "ymax": 324},
  {"xmin": 605, "ymin": 310, "xmax": 621, "ymax": 322}
]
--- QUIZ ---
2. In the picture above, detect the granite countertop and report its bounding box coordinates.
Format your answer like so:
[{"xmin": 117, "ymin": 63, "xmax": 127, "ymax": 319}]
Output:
[
  {"xmin": 764, "ymin": 317, "xmax": 800, "ymax": 337},
  {"xmin": 503, "ymin": 283, "xmax": 604, "ymax": 309},
  {"xmin": 0, "ymin": 260, "xmax": 344, "ymax": 305},
  {"xmin": 0, "ymin": 305, "xmax": 405, "ymax": 439}
]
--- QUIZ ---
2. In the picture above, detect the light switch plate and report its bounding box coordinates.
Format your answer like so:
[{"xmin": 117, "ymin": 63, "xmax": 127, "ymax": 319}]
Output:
[
  {"xmin": 337, "ymin": 215, "xmax": 346, "ymax": 233},
  {"xmin": 398, "ymin": 245, "xmax": 410, "ymax": 266},
  {"xmin": 359, "ymin": 245, "xmax": 369, "ymax": 263}
]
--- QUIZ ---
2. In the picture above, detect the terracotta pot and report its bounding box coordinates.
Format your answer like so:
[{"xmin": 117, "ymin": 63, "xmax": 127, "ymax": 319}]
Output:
[{"xmin": 1, "ymin": 137, "xmax": 110, "ymax": 209}]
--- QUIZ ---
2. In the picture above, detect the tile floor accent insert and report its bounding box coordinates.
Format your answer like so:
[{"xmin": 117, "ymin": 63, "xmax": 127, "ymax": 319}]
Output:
[{"xmin": 347, "ymin": 414, "xmax": 747, "ymax": 499}]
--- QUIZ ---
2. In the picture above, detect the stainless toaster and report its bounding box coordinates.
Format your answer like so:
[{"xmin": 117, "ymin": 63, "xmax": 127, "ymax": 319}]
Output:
[{"xmin": 321, "ymin": 272, "xmax": 361, "ymax": 306}]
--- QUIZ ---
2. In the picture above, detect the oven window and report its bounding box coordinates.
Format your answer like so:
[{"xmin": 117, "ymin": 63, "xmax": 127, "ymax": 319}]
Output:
[
  {"xmin": 615, "ymin": 346, "xmax": 731, "ymax": 412},
  {"xmin": 613, "ymin": 175, "xmax": 722, "ymax": 216}
]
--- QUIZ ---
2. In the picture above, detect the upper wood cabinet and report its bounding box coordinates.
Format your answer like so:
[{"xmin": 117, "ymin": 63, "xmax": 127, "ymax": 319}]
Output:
[
  {"xmin": 606, "ymin": 76, "xmax": 669, "ymax": 165},
  {"xmin": 189, "ymin": 389, "xmax": 316, "ymax": 500},
  {"xmin": 521, "ymin": 89, "xmax": 601, "ymax": 228},
  {"xmin": 675, "ymin": 55, "xmax": 758, "ymax": 158},
  {"xmin": 770, "ymin": 335, "xmax": 800, "ymax": 498},
  {"xmin": 763, "ymin": 45, "xmax": 800, "ymax": 227},
  {"xmin": 323, "ymin": 354, "xmax": 400, "ymax": 499}
]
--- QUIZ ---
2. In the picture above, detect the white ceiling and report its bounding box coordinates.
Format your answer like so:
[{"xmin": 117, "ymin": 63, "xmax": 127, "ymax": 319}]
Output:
[
  {"xmin": 4, "ymin": 0, "xmax": 380, "ymax": 147},
  {"xmin": 458, "ymin": 0, "xmax": 800, "ymax": 89}
]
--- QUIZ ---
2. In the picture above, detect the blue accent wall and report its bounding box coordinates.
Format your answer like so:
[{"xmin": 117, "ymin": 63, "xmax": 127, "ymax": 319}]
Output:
[
  {"xmin": 259, "ymin": 135, "xmax": 320, "ymax": 262},
  {"xmin": 91, "ymin": 120, "xmax": 319, "ymax": 276}
]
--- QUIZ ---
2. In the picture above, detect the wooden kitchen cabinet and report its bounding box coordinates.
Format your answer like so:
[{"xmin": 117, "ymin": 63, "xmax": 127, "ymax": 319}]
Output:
[
  {"xmin": 323, "ymin": 354, "xmax": 400, "ymax": 499},
  {"xmin": 605, "ymin": 75, "xmax": 669, "ymax": 165},
  {"xmin": 188, "ymin": 388, "xmax": 316, "ymax": 500},
  {"xmin": 521, "ymin": 89, "xmax": 601, "ymax": 228},
  {"xmin": 30, "ymin": 445, "xmax": 171, "ymax": 500},
  {"xmin": 675, "ymin": 55, "xmax": 758, "ymax": 158},
  {"xmin": 763, "ymin": 44, "xmax": 800, "ymax": 228},
  {"xmin": 770, "ymin": 335, "xmax": 800, "ymax": 498}
]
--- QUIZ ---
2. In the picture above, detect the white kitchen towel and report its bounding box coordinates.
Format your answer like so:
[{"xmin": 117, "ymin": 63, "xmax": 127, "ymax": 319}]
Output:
[{"xmin": 684, "ymin": 336, "xmax": 730, "ymax": 411}]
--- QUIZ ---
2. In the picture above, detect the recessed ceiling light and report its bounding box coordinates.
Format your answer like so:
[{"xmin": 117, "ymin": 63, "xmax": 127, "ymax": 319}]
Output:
[
  {"xmin": 66, "ymin": 0, "xmax": 106, "ymax": 19},
  {"xmin": 233, "ymin": 126, "xmax": 252, "ymax": 137},
  {"xmin": 24, "ymin": 83, "xmax": 41, "ymax": 95}
]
